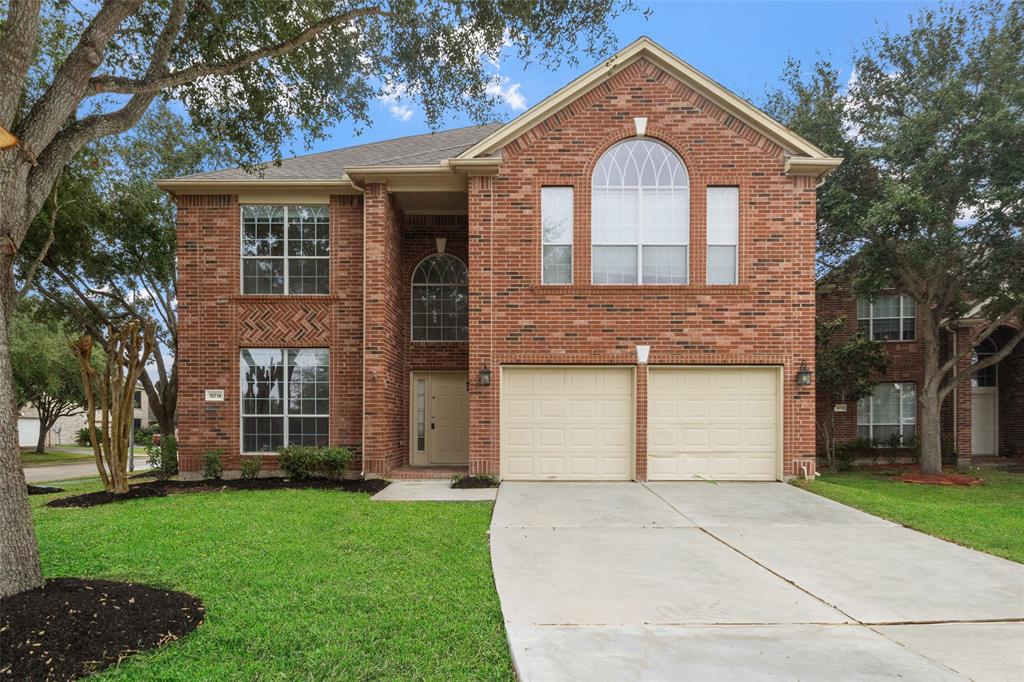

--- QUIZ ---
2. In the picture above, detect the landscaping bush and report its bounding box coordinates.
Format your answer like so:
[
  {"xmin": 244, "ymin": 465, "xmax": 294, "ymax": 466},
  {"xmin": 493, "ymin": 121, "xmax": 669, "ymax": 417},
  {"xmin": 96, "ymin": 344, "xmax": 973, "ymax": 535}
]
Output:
[
  {"xmin": 145, "ymin": 435, "xmax": 178, "ymax": 479},
  {"xmin": 276, "ymin": 446, "xmax": 353, "ymax": 480},
  {"xmin": 202, "ymin": 449, "xmax": 224, "ymax": 480},
  {"xmin": 75, "ymin": 427, "xmax": 104, "ymax": 447},
  {"xmin": 240, "ymin": 455, "xmax": 263, "ymax": 480},
  {"xmin": 133, "ymin": 425, "xmax": 159, "ymax": 446}
]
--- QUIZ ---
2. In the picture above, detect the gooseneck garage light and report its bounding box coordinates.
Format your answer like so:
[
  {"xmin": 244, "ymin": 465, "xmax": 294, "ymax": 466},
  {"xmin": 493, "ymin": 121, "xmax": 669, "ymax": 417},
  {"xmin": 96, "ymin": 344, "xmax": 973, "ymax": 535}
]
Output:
[{"xmin": 796, "ymin": 360, "xmax": 813, "ymax": 385}]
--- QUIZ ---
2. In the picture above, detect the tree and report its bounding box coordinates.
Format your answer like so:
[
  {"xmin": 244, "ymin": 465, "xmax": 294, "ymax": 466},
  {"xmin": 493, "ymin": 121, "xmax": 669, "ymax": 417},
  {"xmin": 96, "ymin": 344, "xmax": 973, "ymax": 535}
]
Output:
[
  {"xmin": 766, "ymin": 1, "xmax": 1024, "ymax": 474},
  {"xmin": 10, "ymin": 306, "xmax": 89, "ymax": 453},
  {"xmin": 814, "ymin": 318, "xmax": 888, "ymax": 469},
  {"xmin": 0, "ymin": 0, "xmax": 636, "ymax": 597}
]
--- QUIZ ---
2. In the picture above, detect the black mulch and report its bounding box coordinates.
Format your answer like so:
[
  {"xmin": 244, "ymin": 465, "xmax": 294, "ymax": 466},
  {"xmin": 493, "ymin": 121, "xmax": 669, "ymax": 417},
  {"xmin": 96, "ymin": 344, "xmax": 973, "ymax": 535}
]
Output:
[
  {"xmin": 451, "ymin": 475, "xmax": 500, "ymax": 489},
  {"xmin": 46, "ymin": 477, "xmax": 390, "ymax": 508},
  {"xmin": 26, "ymin": 485, "xmax": 64, "ymax": 495},
  {"xmin": 0, "ymin": 578, "xmax": 204, "ymax": 682}
]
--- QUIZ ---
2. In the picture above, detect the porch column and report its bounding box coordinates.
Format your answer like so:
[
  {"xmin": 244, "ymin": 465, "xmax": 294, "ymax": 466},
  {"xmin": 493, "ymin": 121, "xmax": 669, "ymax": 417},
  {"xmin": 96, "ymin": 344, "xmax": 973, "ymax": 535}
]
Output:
[
  {"xmin": 467, "ymin": 175, "xmax": 499, "ymax": 476},
  {"xmin": 635, "ymin": 363, "xmax": 648, "ymax": 481},
  {"xmin": 954, "ymin": 326, "xmax": 974, "ymax": 468}
]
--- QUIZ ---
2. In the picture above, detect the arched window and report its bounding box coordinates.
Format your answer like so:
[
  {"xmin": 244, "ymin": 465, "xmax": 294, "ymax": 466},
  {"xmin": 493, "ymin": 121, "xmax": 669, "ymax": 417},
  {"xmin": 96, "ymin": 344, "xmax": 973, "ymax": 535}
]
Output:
[
  {"xmin": 592, "ymin": 139, "xmax": 690, "ymax": 284},
  {"xmin": 972, "ymin": 337, "xmax": 998, "ymax": 388},
  {"xmin": 411, "ymin": 254, "xmax": 469, "ymax": 341}
]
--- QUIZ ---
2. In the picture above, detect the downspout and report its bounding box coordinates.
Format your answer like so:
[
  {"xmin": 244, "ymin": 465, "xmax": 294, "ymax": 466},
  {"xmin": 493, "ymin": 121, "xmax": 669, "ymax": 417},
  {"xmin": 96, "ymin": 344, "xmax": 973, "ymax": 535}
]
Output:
[{"xmin": 350, "ymin": 175, "xmax": 367, "ymax": 479}]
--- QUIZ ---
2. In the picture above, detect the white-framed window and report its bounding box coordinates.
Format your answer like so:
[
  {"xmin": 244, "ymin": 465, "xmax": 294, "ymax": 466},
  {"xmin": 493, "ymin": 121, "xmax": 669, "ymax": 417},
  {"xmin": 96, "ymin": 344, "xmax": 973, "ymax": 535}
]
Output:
[
  {"xmin": 972, "ymin": 337, "xmax": 998, "ymax": 388},
  {"xmin": 592, "ymin": 139, "xmax": 690, "ymax": 284},
  {"xmin": 707, "ymin": 186, "xmax": 739, "ymax": 285},
  {"xmin": 240, "ymin": 348, "xmax": 329, "ymax": 452},
  {"xmin": 241, "ymin": 205, "xmax": 329, "ymax": 294},
  {"xmin": 411, "ymin": 254, "xmax": 469, "ymax": 342},
  {"xmin": 858, "ymin": 382, "xmax": 916, "ymax": 445},
  {"xmin": 857, "ymin": 294, "xmax": 916, "ymax": 341},
  {"xmin": 541, "ymin": 187, "xmax": 573, "ymax": 284}
]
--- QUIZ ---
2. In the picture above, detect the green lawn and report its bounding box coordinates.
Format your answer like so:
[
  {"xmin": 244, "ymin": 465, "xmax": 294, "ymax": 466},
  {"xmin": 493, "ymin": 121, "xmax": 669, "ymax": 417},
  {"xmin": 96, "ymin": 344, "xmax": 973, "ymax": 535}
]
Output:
[
  {"xmin": 794, "ymin": 469, "xmax": 1024, "ymax": 563},
  {"xmin": 31, "ymin": 482, "xmax": 514, "ymax": 680},
  {"xmin": 21, "ymin": 447, "xmax": 94, "ymax": 466}
]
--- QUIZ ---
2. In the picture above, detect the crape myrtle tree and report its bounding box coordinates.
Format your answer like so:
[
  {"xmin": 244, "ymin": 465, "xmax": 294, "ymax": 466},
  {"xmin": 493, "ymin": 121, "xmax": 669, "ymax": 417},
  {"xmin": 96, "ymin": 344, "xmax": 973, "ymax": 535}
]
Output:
[
  {"xmin": 766, "ymin": 1, "xmax": 1024, "ymax": 475},
  {"xmin": 0, "ymin": 0, "xmax": 638, "ymax": 597}
]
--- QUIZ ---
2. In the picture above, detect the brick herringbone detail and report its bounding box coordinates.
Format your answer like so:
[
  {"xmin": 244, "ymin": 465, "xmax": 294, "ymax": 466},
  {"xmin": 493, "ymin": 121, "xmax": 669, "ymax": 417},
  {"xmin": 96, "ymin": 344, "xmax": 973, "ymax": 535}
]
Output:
[{"xmin": 238, "ymin": 302, "xmax": 331, "ymax": 344}]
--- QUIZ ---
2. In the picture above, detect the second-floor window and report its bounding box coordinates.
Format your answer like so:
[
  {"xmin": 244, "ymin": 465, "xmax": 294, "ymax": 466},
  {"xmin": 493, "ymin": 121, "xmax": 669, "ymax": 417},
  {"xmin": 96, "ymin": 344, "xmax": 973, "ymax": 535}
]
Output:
[
  {"xmin": 411, "ymin": 254, "xmax": 469, "ymax": 341},
  {"xmin": 541, "ymin": 187, "xmax": 573, "ymax": 284},
  {"xmin": 707, "ymin": 187, "xmax": 739, "ymax": 285},
  {"xmin": 242, "ymin": 205, "xmax": 329, "ymax": 295},
  {"xmin": 592, "ymin": 139, "xmax": 690, "ymax": 284},
  {"xmin": 857, "ymin": 294, "xmax": 916, "ymax": 341}
]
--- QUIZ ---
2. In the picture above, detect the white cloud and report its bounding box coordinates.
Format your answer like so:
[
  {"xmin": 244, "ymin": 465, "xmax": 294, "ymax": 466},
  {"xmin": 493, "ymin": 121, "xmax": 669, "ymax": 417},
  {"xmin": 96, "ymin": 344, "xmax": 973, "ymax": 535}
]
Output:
[
  {"xmin": 380, "ymin": 82, "xmax": 415, "ymax": 121},
  {"xmin": 486, "ymin": 76, "xmax": 527, "ymax": 111}
]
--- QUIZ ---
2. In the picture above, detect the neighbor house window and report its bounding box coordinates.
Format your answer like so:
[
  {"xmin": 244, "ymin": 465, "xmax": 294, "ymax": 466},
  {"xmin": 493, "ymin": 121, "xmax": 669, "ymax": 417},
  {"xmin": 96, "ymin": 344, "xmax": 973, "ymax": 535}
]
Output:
[
  {"xmin": 133, "ymin": 390, "xmax": 142, "ymax": 409},
  {"xmin": 541, "ymin": 187, "xmax": 573, "ymax": 284},
  {"xmin": 592, "ymin": 139, "xmax": 690, "ymax": 284},
  {"xmin": 972, "ymin": 337, "xmax": 998, "ymax": 388},
  {"xmin": 857, "ymin": 294, "xmax": 916, "ymax": 341},
  {"xmin": 411, "ymin": 254, "xmax": 468, "ymax": 341},
  {"xmin": 241, "ymin": 205, "xmax": 329, "ymax": 294},
  {"xmin": 858, "ymin": 383, "xmax": 916, "ymax": 445},
  {"xmin": 240, "ymin": 348, "xmax": 329, "ymax": 452},
  {"xmin": 707, "ymin": 187, "xmax": 739, "ymax": 284}
]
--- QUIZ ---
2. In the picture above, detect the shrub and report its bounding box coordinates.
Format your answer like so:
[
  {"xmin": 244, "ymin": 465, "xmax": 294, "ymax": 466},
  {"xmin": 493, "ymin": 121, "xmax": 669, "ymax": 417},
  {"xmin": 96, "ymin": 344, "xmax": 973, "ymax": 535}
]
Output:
[
  {"xmin": 240, "ymin": 455, "xmax": 263, "ymax": 480},
  {"xmin": 276, "ymin": 446, "xmax": 353, "ymax": 480},
  {"xmin": 145, "ymin": 435, "xmax": 178, "ymax": 479},
  {"xmin": 75, "ymin": 427, "xmax": 104, "ymax": 447},
  {"xmin": 133, "ymin": 425, "xmax": 159, "ymax": 446},
  {"xmin": 202, "ymin": 449, "xmax": 224, "ymax": 480}
]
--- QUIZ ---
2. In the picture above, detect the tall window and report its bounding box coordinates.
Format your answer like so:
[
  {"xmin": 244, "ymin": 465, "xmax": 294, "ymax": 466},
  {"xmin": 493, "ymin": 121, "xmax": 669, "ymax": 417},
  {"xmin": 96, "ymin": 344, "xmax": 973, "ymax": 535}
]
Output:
[
  {"xmin": 858, "ymin": 383, "xmax": 916, "ymax": 445},
  {"xmin": 707, "ymin": 187, "xmax": 739, "ymax": 285},
  {"xmin": 858, "ymin": 294, "xmax": 915, "ymax": 341},
  {"xmin": 541, "ymin": 187, "xmax": 573, "ymax": 284},
  {"xmin": 242, "ymin": 205, "xmax": 329, "ymax": 294},
  {"xmin": 592, "ymin": 139, "xmax": 690, "ymax": 284},
  {"xmin": 240, "ymin": 349, "xmax": 329, "ymax": 452},
  {"xmin": 972, "ymin": 338, "xmax": 998, "ymax": 388},
  {"xmin": 411, "ymin": 254, "xmax": 469, "ymax": 341}
]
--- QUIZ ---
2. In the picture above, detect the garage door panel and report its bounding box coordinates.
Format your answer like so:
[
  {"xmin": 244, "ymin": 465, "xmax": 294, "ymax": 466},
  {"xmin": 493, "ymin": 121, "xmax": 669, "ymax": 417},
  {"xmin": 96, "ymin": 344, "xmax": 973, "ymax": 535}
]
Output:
[
  {"xmin": 649, "ymin": 367, "xmax": 780, "ymax": 481},
  {"xmin": 502, "ymin": 367, "xmax": 634, "ymax": 481}
]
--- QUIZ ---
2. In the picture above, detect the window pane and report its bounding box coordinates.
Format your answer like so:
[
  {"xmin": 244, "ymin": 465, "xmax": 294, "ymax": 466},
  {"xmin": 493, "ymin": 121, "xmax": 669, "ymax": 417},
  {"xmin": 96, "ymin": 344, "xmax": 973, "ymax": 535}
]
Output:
[
  {"xmin": 287, "ymin": 206, "xmax": 329, "ymax": 257},
  {"xmin": 857, "ymin": 424, "xmax": 871, "ymax": 440},
  {"xmin": 707, "ymin": 187, "xmax": 739, "ymax": 245},
  {"xmin": 902, "ymin": 315, "xmax": 915, "ymax": 341},
  {"xmin": 288, "ymin": 258, "xmax": 329, "ymax": 294},
  {"xmin": 872, "ymin": 424, "xmax": 900, "ymax": 443},
  {"xmin": 593, "ymin": 246, "xmax": 638, "ymax": 284},
  {"xmin": 287, "ymin": 349, "xmax": 329, "ymax": 415},
  {"xmin": 857, "ymin": 397, "xmax": 870, "ymax": 426},
  {"xmin": 416, "ymin": 379, "xmax": 426, "ymax": 452},
  {"xmin": 641, "ymin": 246, "xmax": 687, "ymax": 284},
  {"xmin": 287, "ymin": 417, "xmax": 329, "ymax": 446},
  {"xmin": 874, "ymin": 295, "xmax": 900, "ymax": 318},
  {"xmin": 242, "ymin": 206, "xmax": 284, "ymax": 257},
  {"xmin": 240, "ymin": 349, "xmax": 284, "ymax": 416},
  {"xmin": 857, "ymin": 298, "xmax": 870, "ymax": 320},
  {"xmin": 707, "ymin": 245, "xmax": 737, "ymax": 285},
  {"xmin": 543, "ymin": 245, "xmax": 572, "ymax": 285},
  {"xmin": 242, "ymin": 258, "xmax": 284, "ymax": 294},
  {"xmin": 592, "ymin": 188, "xmax": 639, "ymax": 244},
  {"xmin": 900, "ymin": 384, "xmax": 917, "ymax": 425},
  {"xmin": 641, "ymin": 189, "xmax": 688, "ymax": 245},
  {"xmin": 872, "ymin": 384, "xmax": 899, "ymax": 424},
  {"xmin": 242, "ymin": 417, "xmax": 284, "ymax": 453},
  {"xmin": 872, "ymin": 317, "xmax": 901, "ymax": 341},
  {"xmin": 541, "ymin": 187, "xmax": 573, "ymax": 244}
]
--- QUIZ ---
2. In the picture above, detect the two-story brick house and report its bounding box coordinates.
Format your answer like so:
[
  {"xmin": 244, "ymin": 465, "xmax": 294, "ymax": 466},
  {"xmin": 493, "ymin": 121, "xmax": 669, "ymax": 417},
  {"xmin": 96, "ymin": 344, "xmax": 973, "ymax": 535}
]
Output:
[{"xmin": 159, "ymin": 38, "xmax": 843, "ymax": 481}]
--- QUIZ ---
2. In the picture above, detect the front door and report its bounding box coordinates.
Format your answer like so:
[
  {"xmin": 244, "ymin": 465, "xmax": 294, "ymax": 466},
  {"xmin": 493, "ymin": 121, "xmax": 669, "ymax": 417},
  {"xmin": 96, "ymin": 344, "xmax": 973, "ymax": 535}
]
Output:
[
  {"xmin": 971, "ymin": 390, "xmax": 997, "ymax": 456},
  {"xmin": 411, "ymin": 372, "xmax": 469, "ymax": 466}
]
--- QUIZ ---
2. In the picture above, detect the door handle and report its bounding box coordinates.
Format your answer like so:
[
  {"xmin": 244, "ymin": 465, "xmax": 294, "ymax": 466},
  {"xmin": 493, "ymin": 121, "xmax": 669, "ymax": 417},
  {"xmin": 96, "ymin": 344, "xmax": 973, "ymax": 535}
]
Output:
[{"xmin": 431, "ymin": 420, "xmax": 436, "ymax": 430}]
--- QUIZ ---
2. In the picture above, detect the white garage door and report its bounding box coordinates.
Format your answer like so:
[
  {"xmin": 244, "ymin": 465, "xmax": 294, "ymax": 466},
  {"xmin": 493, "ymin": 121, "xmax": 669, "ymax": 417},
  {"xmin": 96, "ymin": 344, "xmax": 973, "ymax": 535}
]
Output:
[
  {"xmin": 648, "ymin": 367, "xmax": 780, "ymax": 481},
  {"xmin": 18, "ymin": 418, "xmax": 41, "ymax": 448},
  {"xmin": 501, "ymin": 367, "xmax": 634, "ymax": 480}
]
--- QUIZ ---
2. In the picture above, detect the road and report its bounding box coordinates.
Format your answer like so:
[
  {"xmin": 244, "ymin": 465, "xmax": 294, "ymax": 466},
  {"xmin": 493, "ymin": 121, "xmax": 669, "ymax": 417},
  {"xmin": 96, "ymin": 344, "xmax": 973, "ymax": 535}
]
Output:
[{"xmin": 24, "ymin": 457, "xmax": 152, "ymax": 484}]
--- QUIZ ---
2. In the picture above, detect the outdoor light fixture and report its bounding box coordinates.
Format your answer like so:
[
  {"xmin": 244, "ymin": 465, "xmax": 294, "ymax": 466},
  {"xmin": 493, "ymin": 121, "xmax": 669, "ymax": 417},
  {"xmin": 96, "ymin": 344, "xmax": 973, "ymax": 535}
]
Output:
[
  {"xmin": 796, "ymin": 361, "xmax": 813, "ymax": 385},
  {"xmin": 479, "ymin": 367, "xmax": 492, "ymax": 386},
  {"xmin": 636, "ymin": 345, "xmax": 651, "ymax": 365}
]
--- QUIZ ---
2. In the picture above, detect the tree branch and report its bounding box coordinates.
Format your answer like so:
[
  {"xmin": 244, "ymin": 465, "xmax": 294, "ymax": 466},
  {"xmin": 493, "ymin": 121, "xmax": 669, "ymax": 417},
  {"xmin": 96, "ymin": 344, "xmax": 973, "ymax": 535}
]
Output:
[
  {"xmin": 939, "ymin": 303, "xmax": 1023, "ymax": 377},
  {"xmin": 938, "ymin": 314, "xmax": 1024, "ymax": 402},
  {"xmin": 0, "ymin": 0, "xmax": 44, "ymax": 127},
  {"xmin": 16, "ymin": 177, "xmax": 65, "ymax": 300}
]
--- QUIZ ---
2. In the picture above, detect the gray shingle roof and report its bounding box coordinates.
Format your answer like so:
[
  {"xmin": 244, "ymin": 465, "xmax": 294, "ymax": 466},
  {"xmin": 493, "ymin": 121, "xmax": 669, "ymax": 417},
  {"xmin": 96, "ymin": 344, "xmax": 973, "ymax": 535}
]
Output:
[{"xmin": 173, "ymin": 123, "xmax": 504, "ymax": 181}]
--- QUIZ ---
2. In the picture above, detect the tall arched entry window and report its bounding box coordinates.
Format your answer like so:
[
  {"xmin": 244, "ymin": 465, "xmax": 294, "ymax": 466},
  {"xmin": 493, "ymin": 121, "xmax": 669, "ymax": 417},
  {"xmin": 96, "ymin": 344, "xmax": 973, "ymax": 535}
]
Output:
[
  {"xmin": 411, "ymin": 254, "xmax": 469, "ymax": 341},
  {"xmin": 971, "ymin": 337, "xmax": 999, "ymax": 455},
  {"xmin": 592, "ymin": 139, "xmax": 690, "ymax": 284}
]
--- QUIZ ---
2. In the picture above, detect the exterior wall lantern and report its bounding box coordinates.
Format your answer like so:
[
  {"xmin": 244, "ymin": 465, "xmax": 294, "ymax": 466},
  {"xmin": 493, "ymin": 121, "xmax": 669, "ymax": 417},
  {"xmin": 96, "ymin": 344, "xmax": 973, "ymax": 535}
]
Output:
[
  {"xmin": 479, "ymin": 367, "xmax": 492, "ymax": 386},
  {"xmin": 796, "ymin": 360, "xmax": 813, "ymax": 386},
  {"xmin": 636, "ymin": 345, "xmax": 650, "ymax": 365}
]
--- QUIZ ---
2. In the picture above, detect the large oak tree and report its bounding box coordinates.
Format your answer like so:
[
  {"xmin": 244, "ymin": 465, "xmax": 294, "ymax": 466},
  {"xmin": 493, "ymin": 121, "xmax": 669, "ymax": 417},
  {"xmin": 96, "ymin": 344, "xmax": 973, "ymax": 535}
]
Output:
[{"xmin": 0, "ymin": 0, "xmax": 636, "ymax": 597}]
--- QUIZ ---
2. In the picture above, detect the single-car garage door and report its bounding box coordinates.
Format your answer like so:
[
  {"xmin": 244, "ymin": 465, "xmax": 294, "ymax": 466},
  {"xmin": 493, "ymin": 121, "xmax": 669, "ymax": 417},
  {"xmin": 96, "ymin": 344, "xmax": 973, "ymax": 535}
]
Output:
[
  {"xmin": 18, "ymin": 417, "xmax": 41, "ymax": 448},
  {"xmin": 501, "ymin": 367, "xmax": 634, "ymax": 480},
  {"xmin": 648, "ymin": 367, "xmax": 780, "ymax": 481}
]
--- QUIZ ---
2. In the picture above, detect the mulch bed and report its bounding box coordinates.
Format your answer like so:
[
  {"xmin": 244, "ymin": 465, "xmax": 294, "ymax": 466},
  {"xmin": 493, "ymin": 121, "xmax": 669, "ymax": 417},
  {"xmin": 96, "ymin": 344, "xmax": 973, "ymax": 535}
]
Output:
[
  {"xmin": 26, "ymin": 485, "xmax": 64, "ymax": 495},
  {"xmin": 0, "ymin": 578, "xmax": 204, "ymax": 682},
  {"xmin": 894, "ymin": 472, "xmax": 984, "ymax": 486},
  {"xmin": 47, "ymin": 477, "xmax": 390, "ymax": 508},
  {"xmin": 451, "ymin": 476, "xmax": 500, "ymax": 489}
]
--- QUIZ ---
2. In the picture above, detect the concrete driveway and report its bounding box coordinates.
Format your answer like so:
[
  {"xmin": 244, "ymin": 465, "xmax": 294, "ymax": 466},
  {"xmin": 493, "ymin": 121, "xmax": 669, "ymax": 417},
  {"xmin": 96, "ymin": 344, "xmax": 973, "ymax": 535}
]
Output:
[{"xmin": 490, "ymin": 482, "xmax": 1024, "ymax": 681}]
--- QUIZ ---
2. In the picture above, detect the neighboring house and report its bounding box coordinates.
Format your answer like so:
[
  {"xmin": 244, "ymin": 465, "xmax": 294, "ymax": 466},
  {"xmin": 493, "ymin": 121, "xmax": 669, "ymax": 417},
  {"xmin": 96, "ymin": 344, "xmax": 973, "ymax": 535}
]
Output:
[
  {"xmin": 17, "ymin": 406, "xmax": 86, "ymax": 448},
  {"xmin": 158, "ymin": 37, "xmax": 841, "ymax": 481},
  {"xmin": 133, "ymin": 385, "xmax": 156, "ymax": 430},
  {"xmin": 816, "ymin": 280, "xmax": 1024, "ymax": 465}
]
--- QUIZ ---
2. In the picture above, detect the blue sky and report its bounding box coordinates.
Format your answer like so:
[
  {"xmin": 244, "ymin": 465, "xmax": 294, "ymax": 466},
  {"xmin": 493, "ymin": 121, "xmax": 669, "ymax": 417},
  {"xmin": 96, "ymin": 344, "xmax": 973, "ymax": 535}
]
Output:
[{"xmin": 292, "ymin": 0, "xmax": 939, "ymax": 158}]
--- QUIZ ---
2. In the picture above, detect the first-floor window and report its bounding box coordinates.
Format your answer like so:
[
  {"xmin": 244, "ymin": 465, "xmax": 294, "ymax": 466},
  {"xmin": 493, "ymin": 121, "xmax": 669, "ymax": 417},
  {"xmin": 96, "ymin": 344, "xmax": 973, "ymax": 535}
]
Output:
[
  {"xmin": 240, "ymin": 348, "xmax": 329, "ymax": 452},
  {"xmin": 858, "ymin": 382, "xmax": 916, "ymax": 445}
]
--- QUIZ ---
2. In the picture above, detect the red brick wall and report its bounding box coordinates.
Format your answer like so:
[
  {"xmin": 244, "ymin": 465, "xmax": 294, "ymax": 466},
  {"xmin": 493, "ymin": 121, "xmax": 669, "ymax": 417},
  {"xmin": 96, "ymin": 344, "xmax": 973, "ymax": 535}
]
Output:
[
  {"xmin": 176, "ymin": 194, "xmax": 364, "ymax": 473},
  {"xmin": 467, "ymin": 58, "xmax": 818, "ymax": 478}
]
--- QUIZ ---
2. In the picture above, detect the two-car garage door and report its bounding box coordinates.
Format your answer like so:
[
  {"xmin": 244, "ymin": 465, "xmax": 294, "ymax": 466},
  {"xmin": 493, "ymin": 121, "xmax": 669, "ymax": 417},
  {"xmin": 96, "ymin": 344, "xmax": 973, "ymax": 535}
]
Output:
[{"xmin": 500, "ymin": 366, "xmax": 780, "ymax": 481}]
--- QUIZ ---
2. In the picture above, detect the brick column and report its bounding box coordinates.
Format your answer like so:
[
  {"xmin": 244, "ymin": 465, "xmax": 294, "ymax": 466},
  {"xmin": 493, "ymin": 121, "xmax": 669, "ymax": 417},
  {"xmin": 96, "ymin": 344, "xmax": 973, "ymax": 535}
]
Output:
[
  {"xmin": 467, "ymin": 175, "xmax": 499, "ymax": 476},
  {"xmin": 635, "ymin": 363, "xmax": 648, "ymax": 481},
  {"xmin": 954, "ymin": 327, "xmax": 974, "ymax": 467}
]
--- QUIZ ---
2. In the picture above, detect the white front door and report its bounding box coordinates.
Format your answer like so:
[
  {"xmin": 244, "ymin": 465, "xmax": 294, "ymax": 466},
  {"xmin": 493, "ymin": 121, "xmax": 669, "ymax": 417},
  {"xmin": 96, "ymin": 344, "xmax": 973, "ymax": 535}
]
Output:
[
  {"xmin": 411, "ymin": 372, "xmax": 469, "ymax": 466},
  {"xmin": 971, "ymin": 390, "xmax": 998, "ymax": 456}
]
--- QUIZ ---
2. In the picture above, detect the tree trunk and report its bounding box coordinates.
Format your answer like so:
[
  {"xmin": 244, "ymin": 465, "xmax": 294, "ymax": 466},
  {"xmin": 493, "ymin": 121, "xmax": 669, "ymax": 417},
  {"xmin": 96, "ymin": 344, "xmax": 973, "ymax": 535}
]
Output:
[
  {"xmin": 919, "ymin": 328, "xmax": 944, "ymax": 475},
  {"xmin": 35, "ymin": 424, "xmax": 47, "ymax": 453},
  {"xmin": 0, "ymin": 261, "xmax": 44, "ymax": 597}
]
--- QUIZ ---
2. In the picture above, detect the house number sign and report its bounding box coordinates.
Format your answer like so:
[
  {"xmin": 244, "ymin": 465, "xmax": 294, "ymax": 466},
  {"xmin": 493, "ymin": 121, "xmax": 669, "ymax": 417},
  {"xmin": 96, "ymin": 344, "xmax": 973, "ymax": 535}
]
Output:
[{"xmin": 205, "ymin": 389, "xmax": 225, "ymax": 402}]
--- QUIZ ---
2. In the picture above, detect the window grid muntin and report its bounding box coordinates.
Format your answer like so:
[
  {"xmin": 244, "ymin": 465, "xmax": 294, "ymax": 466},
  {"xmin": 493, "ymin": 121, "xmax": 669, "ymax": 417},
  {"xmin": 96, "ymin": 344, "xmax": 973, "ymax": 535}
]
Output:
[
  {"xmin": 240, "ymin": 348, "xmax": 329, "ymax": 452},
  {"xmin": 242, "ymin": 205, "xmax": 329, "ymax": 295},
  {"xmin": 541, "ymin": 186, "xmax": 574, "ymax": 285},
  {"xmin": 857, "ymin": 295, "xmax": 916, "ymax": 341},
  {"xmin": 857, "ymin": 382, "xmax": 917, "ymax": 445},
  {"xmin": 411, "ymin": 254, "xmax": 469, "ymax": 342},
  {"xmin": 592, "ymin": 139, "xmax": 690, "ymax": 285}
]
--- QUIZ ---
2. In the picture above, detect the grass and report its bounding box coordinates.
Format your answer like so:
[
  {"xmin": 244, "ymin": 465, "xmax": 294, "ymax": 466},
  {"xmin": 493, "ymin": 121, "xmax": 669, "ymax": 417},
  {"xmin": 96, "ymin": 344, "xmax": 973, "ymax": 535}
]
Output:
[
  {"xmin": 794, "ymin": 468, "xmax": 1024, "ymax": 563},
  {"xmin": 30, "ymin": 480, "xmax": 514, "ymax": 680},
  {"xmin": 21, "ymin": 447, "xmax": 94, "ymax": 466}
]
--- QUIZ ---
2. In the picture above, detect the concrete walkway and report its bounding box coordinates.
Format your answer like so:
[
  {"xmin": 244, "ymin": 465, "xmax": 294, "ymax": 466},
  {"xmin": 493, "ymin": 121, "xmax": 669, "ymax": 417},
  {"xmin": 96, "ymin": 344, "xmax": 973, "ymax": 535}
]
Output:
[
  {"xmin": 23, "ymin": 457, "xmax": 151, "ymax": 484},
  {"xmin": 490, "ymin": 482, "xmax": 1024, "ymax": 681},
  {"xmin": 371, "ymin": 479, "xmax": 497, "ymax": 501}
]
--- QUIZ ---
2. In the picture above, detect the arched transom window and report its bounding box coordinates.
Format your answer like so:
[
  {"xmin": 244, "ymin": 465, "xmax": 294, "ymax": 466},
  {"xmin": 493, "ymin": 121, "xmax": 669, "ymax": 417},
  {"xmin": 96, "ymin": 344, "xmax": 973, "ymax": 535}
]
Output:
[
  {"xmin": 411, "ymin": 254, "xmax": 469, "ymax": 341},
  {"xmin": 972, "ymin": 337, "xmax": 998, "ymax": 388},
  {"xmin": 592, "ymin": 139, "xmax": 690, "ymax": 284}
]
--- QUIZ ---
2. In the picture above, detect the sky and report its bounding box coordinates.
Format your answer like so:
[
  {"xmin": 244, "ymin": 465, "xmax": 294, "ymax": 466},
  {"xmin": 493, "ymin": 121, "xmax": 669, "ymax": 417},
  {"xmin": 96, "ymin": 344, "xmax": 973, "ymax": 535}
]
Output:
[{"xmin": 285, "ymin": 0, "xmax": 940, "ymax": 159}]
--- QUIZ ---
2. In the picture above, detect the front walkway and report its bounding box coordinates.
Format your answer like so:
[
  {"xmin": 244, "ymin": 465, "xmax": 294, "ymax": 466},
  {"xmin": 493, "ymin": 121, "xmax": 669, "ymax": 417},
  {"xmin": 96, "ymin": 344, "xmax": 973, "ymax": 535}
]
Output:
[{"xmin": 490, "ymin": 482, "xmax": 1024, "ymax": 681}]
